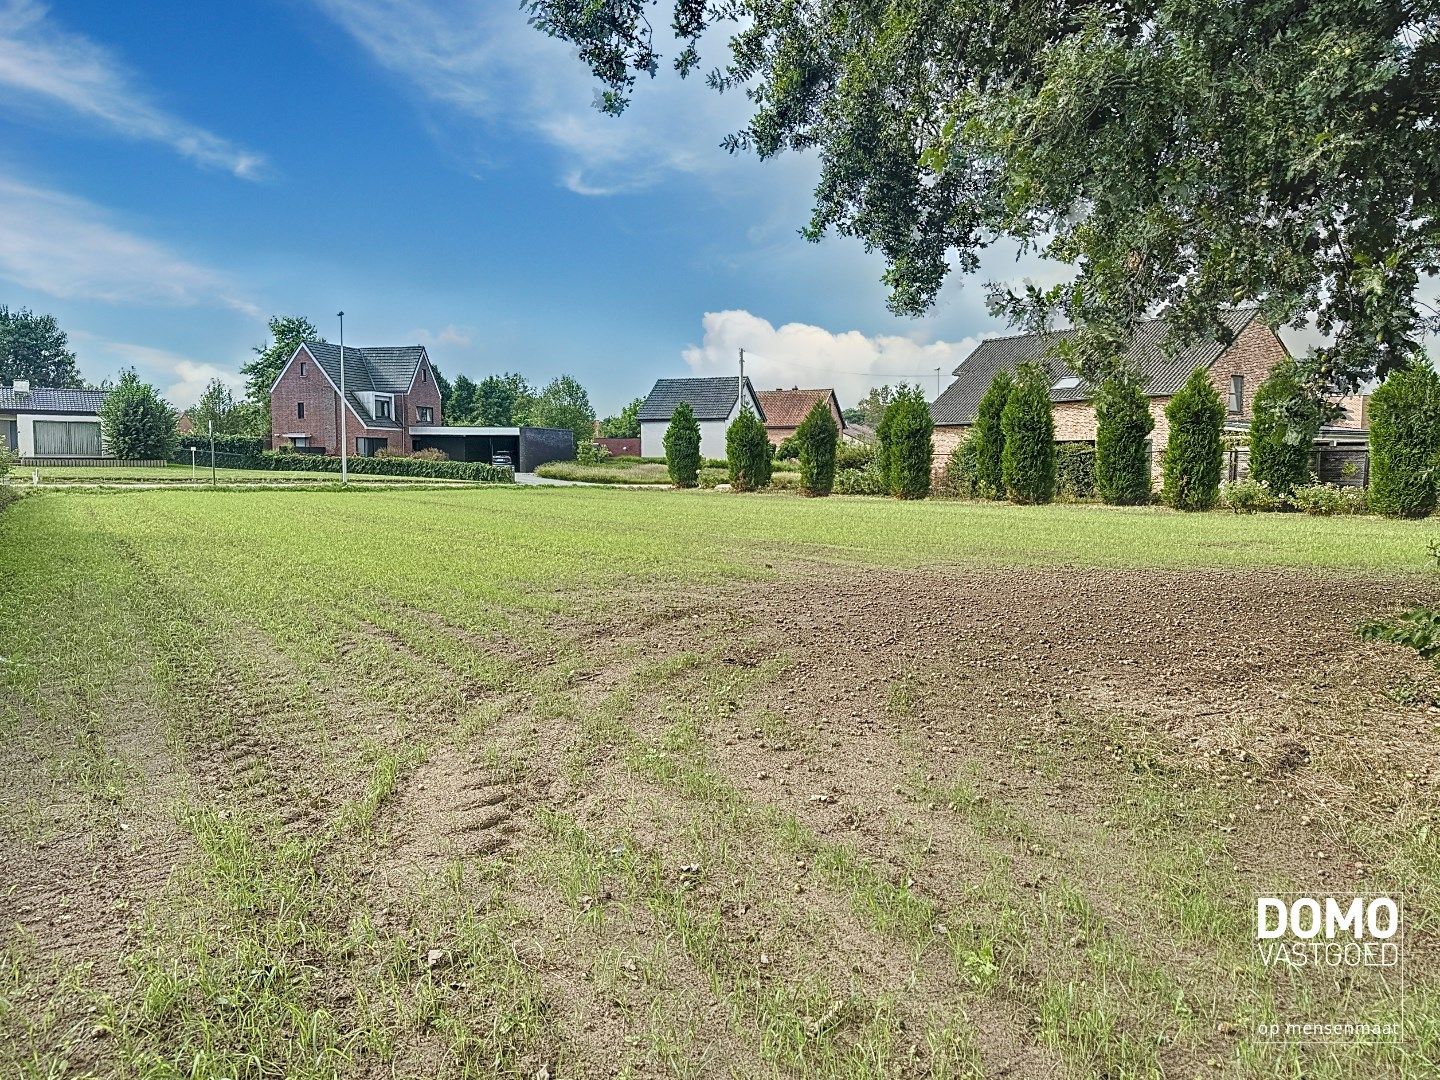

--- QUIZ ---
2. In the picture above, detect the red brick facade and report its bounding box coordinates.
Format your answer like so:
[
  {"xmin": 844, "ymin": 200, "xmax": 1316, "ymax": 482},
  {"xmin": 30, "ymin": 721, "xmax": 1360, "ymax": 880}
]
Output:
[
  {"xmin": 932, "ymin": 320, "xmax": 1297, "ymax": 476},
  {"xmin": 270, "ymin": 345, "xmax": 442, "ymax": 455}
]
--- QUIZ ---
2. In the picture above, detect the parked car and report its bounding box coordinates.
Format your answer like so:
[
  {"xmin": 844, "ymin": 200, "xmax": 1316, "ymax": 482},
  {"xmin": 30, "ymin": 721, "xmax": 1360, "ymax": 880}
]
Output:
[{"xmin": 492, "ymin": 451, "xmax": 513, "ymax": 468}]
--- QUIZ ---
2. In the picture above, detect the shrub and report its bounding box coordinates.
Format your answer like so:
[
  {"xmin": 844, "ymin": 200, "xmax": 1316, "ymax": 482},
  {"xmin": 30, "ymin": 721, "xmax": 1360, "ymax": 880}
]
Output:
[
  {"xmin": 1289, "ymin": 482, "xmax": 1366, "ymax": 516},
  {"xmin": 878, "ymin": 386, "xmax": 933, "ymax": 499},
  {"xmin": 971, "ymin": 370, "xmax": 1012, "ymax": 498},
  {"xmin": 725, "ymin": 407, "xmax": 773, "ymax": 491},
  {"xmin": 1094, "ymin": 376, "xmax": 1154, "ymax": 504},
  {"xmin": 101, "ymin": 369, "xmax": 178, "ymax": 460},
  {"xmin": 1360, "ymin": 607, "xmax": 1440, "ymax": 661},
  {"xmin": 1220, "ymin": 478, "xmax": 1277, "ymax": 513},
  {"xmin": 1055, "ymin": 443, "xmax": 1096, "ymax": 500},
  {"xmin": 575, "ymin": 440, "xmax": 611, "ymax": 465},
  {"xmin": 1249, "ymin": 358, "xmax": 1328, "ymax": 495},
  {"xmin": 175, "ymin": 433, "xmax": 268, "ymax": 469},
  {"xmin": 1369, "ymin": 363, "xmax": 1440, "ymax": 518},
  {"xmin": 794, "ymin": 398, "xmax": 839, "ymax": 496},
  {"xmin": 0, "ymin": 446, "xmax": 16, "ymax": 478},
  {"xmin": 663, "ymin": 402, "xmax": 702, "ymax": 488},
  {"xmin": 258, "ymin": 451, "xmax": 510, "ymax": 482},
  {"xmin": 935, "ymin": 435, "xmax": 980, "ymax": 498},
  {"xmin": 999, "ymin": 363, "xmax": 1056, "ymax": 504},
  {"xmin": 774, "ymin": 433, "xmax": 801, "ymax": 460},
  {"xmin": 835, "ymin": 441, "xmax": 875, "ymax": 471},
  {"xmin": 833, "ymin": 462, "xmax": 888, "ymax": 495},
  {"xmin": 374, "ymin": 446, "xmax": 449, "ymax": 461},
  {"xmin": 1161, "ymin": 367, "xmax": 1226, "ymax": 510}
]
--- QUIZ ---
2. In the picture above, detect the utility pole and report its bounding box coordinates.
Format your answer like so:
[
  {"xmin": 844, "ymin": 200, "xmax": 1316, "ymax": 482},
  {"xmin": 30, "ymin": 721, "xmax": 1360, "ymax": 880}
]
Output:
[
  {"xmin": 208, "ymin": 419, "xmax": 216, "ymax": 486},
  {"xmin": 338, "ymin": 311, "xmax": 348, "ymax": 485},
  {"xmin": 738, "ymin": 347, "xmax": 745, "ymax": 410},
  {"xmin": 935, "ymin": 366, "xmax": 942, "ymax": 399}
]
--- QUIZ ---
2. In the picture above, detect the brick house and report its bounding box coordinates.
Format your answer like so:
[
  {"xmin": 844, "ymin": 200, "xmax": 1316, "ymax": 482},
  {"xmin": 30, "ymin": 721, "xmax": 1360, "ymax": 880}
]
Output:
[
  {"xmin": 929, "ymin": 309, "xmax": 1367, "ymax": 476},
  {"xmin": 753, "ymin": 388, "xmax": 847, "ymax": 447},
  {"xmin": 270, "ymin": 342, "xmax": 442, "ymax": 456}
]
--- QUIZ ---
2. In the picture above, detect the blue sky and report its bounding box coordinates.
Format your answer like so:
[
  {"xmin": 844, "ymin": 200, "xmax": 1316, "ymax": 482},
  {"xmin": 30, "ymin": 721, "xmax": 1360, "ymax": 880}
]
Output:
[{"xmin": 0, "ymin": 0, "xmax": 1066, "ymax": 414}]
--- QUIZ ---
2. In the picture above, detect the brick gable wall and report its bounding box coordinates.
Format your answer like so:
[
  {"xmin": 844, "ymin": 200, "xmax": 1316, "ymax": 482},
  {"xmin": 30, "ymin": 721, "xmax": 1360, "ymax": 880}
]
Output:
[{"xmin": 270, "ymin": 350, "xmax": 443, "ymax": 455}]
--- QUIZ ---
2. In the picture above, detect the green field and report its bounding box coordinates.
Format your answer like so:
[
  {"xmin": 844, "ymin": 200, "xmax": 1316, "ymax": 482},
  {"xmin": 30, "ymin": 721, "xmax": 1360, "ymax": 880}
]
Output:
[{"xmin": 2, "ymin": 486, "xmax": 1437, "ymax": 1078}]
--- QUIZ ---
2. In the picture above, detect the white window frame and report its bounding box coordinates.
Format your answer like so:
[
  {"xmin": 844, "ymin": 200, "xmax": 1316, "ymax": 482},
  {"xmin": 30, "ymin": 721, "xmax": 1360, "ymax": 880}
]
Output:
[{"xmin": 374, "ymin": 394, "xmax": 393, "ymax": 420}]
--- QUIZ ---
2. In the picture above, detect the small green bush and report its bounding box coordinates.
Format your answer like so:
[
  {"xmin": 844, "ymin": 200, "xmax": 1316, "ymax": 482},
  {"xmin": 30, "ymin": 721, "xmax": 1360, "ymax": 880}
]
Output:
[
  {"xmin": 259, "ymin": 451, "xmax": 510, "ymax": 482},
  {"xmin": 775, "ymin": 433, "xmax": 801, "ymax": 460},
  {"xmin": 835, "ymin": 441, "xmax": 875, "ymax": 471},
  {"xmin": 1249, "ymin": 359, "xmax": 1328, "ymax": 495},
  {"xmin": 175, "ymin": 434, "xmax": 269, "ymax": 469},
  {"xmin": 1360, "ymin": 607, "xmax": 1440, "ymax": 661},
  {"xmin": 1219, "ymin": 478, "xmax": 1277, "ymax": 514},
  {"xmin": 1162, "ymin": 367, "xmax": 1226, "ymax": 511},
  {"xmin": 833, "ymin": 462, "xmax": 888, "ymax": 495},
  {"xmin": 935, "ymin": 435, "xmax": 980, "ymax": 498},
  {"xmin": 1289, "ymin": 483, "xmax": 1360, "ymax": 516},
  {"xmin": 1369, "ymin": 364, "xmax": 1440, "ymax": 518},
  {"xmin": 794, "ymin": 398, "xmax": 839, "ymax": 496},
  {"xmin": 1094, "ymin": 376, "xmax": 1154, "ymax": 504},
  {"xmin": 877, "ymin": 386, "xmax": 934, "ymax": 499},
  {"xmin": 1000, "ymin": 363, "xmax": 1056, "ymax": 504},
  {"xmin": 575, "ymin": 441, "xmax": 612, "ymax": 465},
  {"xmin": 971, "ymin": 370, "xmax": 1012, "ymax": 498},
  {"xmin": 725, "ymin": 408, "xmax": 773, "ymax": 491},
  {"xmin": 101, "ymin": 369, "xmax": 179, "ymax": 460},
  {"xmin": 1055, "ymin": 443, "xmax": 1096, "ymax": 500},
  {"xmin": 663, "ymin": 403, "xmax": 702, "ymax": 488}
]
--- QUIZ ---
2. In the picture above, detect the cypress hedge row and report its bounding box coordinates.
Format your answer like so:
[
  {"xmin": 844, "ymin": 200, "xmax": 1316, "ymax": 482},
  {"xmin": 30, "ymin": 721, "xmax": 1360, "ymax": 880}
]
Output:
[
  {"xmin": 794, "ymin": 398, "xmax": 839, "ymax": 496},
  {"xmin": 999, "ymin": 363, "xmax": 1055, "ymax": 504},
  {"xmin": 1369, "ymin": 363, "xmax": 1440, "ymax": 518},
  {"xmin": 1093, "ymin": 376, "xmax": 1154, "ymax": 504},
  {"xmin": 725, "ymin": 407, "xmax": 773, "ymax": 491},
  {"xmin": 1161, "ymin": 367, "xmax": 1225, "ymax": 510}
]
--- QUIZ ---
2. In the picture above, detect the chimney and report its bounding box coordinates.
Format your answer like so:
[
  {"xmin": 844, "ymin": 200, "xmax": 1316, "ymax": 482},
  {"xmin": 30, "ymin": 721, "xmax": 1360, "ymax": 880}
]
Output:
[{"xmin": 13, "ymin": 379, "xmax": 29, "ymax": 396}]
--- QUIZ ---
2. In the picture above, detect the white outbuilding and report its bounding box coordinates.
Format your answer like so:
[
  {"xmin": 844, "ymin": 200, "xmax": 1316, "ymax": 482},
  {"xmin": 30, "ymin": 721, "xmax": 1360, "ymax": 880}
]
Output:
[{"xmin": 638, "ymin": 376, "xmax": 766, "ymax": 460}]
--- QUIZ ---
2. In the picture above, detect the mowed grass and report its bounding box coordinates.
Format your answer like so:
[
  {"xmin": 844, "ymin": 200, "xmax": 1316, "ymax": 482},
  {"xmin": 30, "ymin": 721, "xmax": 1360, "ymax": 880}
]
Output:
[
  {"xmin": 1, "ymin": 486, "xmax": 1435, "ymax": 1079},
  {"xmin": 15, "ymin": 483, "xmax": 1434, "ymax": 580}
]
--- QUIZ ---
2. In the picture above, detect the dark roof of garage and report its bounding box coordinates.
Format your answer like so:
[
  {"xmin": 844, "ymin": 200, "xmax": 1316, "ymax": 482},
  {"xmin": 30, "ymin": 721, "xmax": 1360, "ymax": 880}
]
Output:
[
  {"xmin": 639, "ymin": 377, "xmax": 765, "ymax": 422},
  {"xmin": 930, "ymin": 308, "xmax": 1262, "ymax": 425},
  {"xmin": 0, "ymin": 386, "xmax": 109, "ymax": 414}
]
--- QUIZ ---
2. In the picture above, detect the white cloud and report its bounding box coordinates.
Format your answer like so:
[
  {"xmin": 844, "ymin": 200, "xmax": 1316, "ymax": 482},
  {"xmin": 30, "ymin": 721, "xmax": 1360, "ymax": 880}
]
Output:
[
  {"xmin": 681, "ymin": 310, "xmax": 980, "ymax": 410},
  {"xmin": 0, "ymin": 173, "xmax": 259, "ymax": 314},
  {"xmin": 69, "ymin": 332, "xmax": 243, "ymax": 407},
  {"xmin": 313, "ymin": 0, "xmax": 751, "ymax": 195},
  {"xmin": 0, "ymin": 1, "xmax": 265, "ymax": 178},
  {"xmin": 413, "ymin": 323, "xmax": 474, "ymax": 347}
]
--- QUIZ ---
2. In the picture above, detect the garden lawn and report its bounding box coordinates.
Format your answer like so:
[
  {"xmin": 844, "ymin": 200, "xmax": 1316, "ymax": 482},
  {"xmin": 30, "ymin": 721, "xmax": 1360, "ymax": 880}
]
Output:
[
  {"xmin": 27, "ymin": 463, "xmax": 476, "ymax": 484},
  {"xmin": 2, "ymin": 485, "xmax": 1437, "ymax": 1080}
]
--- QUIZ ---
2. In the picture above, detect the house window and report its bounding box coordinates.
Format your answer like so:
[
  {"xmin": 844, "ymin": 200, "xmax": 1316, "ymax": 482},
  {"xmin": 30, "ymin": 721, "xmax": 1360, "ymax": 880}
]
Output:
[
  {"xmin": 291, "ymin": 436, "xmax": 310, "ymax": 448},
  {"xmin": 417, "ymin": 406, "xmax": 433, "ymax": 423},
  {"xmin": 375, "ymin": 396, "xmax": 392, "ymax": 420},
  {"xmin": 420, "ymin": 366, "xmax": 427, "ymax": 383},
  {"xmin": 33, "ymin": 420, "xmax": 101, "ymax": 457},
  {"xmin": 1229, "ymin": 374, "xmax": 1244, "ymax": 414},
  {"xmin": 296, "ymin": 402, "xmax": 305, "ymax": 420},
  {"xmin": 299, "ymin": 361, "xmax": 307, "ymax": 377},
  {"xmin": 357, "ymin": 437, "xmax": 388, "ymax": 457}
]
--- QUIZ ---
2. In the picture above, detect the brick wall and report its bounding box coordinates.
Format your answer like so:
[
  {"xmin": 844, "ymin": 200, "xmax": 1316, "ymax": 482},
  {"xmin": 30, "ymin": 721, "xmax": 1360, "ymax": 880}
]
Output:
[
  {"xmin": 270, "ymin": 348, "xmax": 443, "ymax": 454},
  {"xmin": 930, "ymin": 320, "xmax": 1292, "ymax": 477}
]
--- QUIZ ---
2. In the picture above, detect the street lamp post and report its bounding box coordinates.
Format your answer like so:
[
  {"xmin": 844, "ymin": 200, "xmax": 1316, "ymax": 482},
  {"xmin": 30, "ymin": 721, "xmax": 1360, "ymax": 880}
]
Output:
[{"xmin": 338, "ymin": 311, "xmax": 348, "ymax": 485}]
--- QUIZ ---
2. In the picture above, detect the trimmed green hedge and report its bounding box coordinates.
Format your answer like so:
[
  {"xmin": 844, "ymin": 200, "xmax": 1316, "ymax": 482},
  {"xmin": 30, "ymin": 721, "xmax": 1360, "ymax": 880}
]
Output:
[
  {"xmin": 176, "ymin": 434, "xmax": 268, "ymax": 469},
  {"xmin": 259, "ymin": 451, "xmax": 512, "ymax": 482}
]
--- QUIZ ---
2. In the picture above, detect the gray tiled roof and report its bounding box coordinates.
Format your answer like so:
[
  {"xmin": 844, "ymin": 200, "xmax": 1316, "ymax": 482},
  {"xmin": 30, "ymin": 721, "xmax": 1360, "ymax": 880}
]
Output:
[
  {"xmin": 298, "ymin": 342, "xmax": 426, "ymax": 428},
  {"xmin": 0, "ymin": 386, "xmax": 109, "ymax": 414},
  {"xmin": 638, "ymin": 377, "xmax": 765, "ymax": 422},
  {"xmin": 930, "ymin": 309, "xmax": 1260, "ymax": 425}
]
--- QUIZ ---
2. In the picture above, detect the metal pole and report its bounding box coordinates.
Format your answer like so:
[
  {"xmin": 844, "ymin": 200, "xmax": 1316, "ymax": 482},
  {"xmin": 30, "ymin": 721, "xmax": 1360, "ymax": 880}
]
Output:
[
  {"xmin": 190, "ymin": 445, "xmax": 197, "ymax": 481},
  {"xmin": 338, "ymin": 311, "xmax": 348, "ymax": 485},
  {"xmin": 738, "ymin": 347, "xmax": 745, "ymax": 409},
  {"xmin": 208, "ymin": 420, "xmax": 216, "ymax": 486}
]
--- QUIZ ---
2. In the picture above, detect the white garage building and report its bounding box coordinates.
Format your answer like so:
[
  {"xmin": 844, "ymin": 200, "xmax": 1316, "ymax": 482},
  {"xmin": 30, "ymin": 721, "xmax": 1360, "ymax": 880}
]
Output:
[
  {"xmin": 1, "ymin": 382, "xmax": 110, "ymax": 461},
  {"xmin": 638, "ymin": 376, "xmax": 765, "ymax": 460}
]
